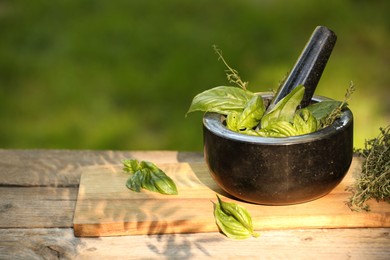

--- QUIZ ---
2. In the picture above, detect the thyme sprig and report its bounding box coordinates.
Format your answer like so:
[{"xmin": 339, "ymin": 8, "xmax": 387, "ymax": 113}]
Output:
[
  {"xmin": 346, "ymin": 125, "xmax": 390, "ymax": 211},
  {"xmin": 213, "ymin": 45, "xmax": 248, "ymax": 90},
  {"xmin": 321, "ymin": 81, "xmax": 355, "ymax": 128}
]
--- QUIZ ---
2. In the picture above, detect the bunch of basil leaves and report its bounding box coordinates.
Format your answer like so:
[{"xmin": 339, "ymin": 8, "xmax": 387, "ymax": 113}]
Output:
[
  {"xmin": 123, "ymin": 159, "xmax": 178, "ymax": 195},
  {"xmin": 187, "ymin": 84, "xmax": 344, "ymax": 137}
]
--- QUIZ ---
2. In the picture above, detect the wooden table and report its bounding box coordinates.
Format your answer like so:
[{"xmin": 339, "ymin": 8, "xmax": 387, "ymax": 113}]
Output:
[{"xmin": 0, "ymin": 149, "xmax": 389, "ymax": 259}]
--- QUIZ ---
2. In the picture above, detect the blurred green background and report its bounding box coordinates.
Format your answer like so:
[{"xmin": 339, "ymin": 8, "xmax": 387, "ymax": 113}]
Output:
[{"xmin": 0, "ymin": 0, "xmax": 389, "ymax": 151}]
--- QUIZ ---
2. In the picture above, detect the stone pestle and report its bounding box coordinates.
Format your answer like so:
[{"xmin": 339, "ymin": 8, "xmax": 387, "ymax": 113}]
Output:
[{"xmin": 266, "ymin": 26, "xmax": 337, "ymax": 111}]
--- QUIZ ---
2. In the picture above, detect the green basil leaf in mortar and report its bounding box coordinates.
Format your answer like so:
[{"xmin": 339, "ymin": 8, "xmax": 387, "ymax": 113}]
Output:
[
  {"xmin": 304, "ymin": 100, "xmax": 342, "ymax": 123},
  {"xmin": 261, "ymin": 85, "xmax": 305, "ymax": 128},
  {"xmin": 186, "ymin": 86, "xmax": 254, "ymax": 116},
  {"xmin": 226, "ymin": 111, "xmax": 240, "ymax": 132},
  {"xmin": 256, "ymin": 130, "xmax": 287, "ymax": 138},
  {"xmin": 240, "ymin": 129, "xmax": 262, "ymax": 136},
  {"xmin": 257, "ymin": 120, "xmax": 299, "ymax": 137},
  {"xmin": 214, "ymin": 195, "xmax": 259, "ymax": 239},
  {"xmin": 123, "ymin": 159, "xmax": 178, "ymax": 195},
  {"xmin": 236, "ymin": 95, "xmax": 265, "ymax": 130},
  {"xmin": 293, "ymin": 108, "xmax": 318, "ymax": 135}
]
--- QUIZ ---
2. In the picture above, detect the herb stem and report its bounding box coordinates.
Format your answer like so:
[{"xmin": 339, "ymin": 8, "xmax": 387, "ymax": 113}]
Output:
[{"xmin": 213, "ymin": 45, "xmax": 248, "ymax": 90}]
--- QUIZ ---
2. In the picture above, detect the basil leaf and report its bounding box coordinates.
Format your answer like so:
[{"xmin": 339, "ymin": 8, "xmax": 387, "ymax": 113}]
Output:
[
  {"xmin": 123, "ymin": 159, "xmax": 178, "ymax": 195},
  {"xmin": 122, "ymin": 159, "xmax": 142, "ymax": 174},
  {"xmin": 186, "ymin": 86, "xmax": 254, "ymax": 115},
  {"xmin": 214, "ymin": 195, "xmax": 259, "ymax": 239},
  {"xmin": 293, "ymin": 108, "xmax": 318, "ymax": 135},
  {"xmin": 258, "ymin": 121, "xmax": 299, "ymax": 137},
  {"xmin": 226, "ymin": 111, "xmax": 240, "ymax": 132},
  {"xmin": 126, "ymin": 170, "xmax": 143, "ymax": 192},
  {"xmin": 240, "ymin": 129, "xmax": 261, "ymax": 136},
  {"xmin": 256, "ymin": 129, "xmax": 287, "ymax": 138},
  {"xmin": 149, "ymin": 168, "xmax": 178, "ymax": 195},
  {"xmin": 236, "ymin": 95, "xmax": 265, "ymax": 130},
  {"xmin": 261, "ymin": 85, "xmax": 305, "ymax": 128},
  {"xmin": 305, "ymin": 100, "xmax": 342, "ymax": 122},
  {"xmin": 226, "ymin": 95, "xmax": 265, "ymax": 132}
]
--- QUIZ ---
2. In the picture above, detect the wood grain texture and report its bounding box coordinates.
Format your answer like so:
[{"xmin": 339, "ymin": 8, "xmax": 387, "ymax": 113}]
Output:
[
  {"xmin": 0, "ymin": 149, "xmax": 203, "ymax": 228},
  {"xmin": 1, "ymin": 228, "xmax": 389, "ymax": 260},
  {"xmin": 0, "ymin": 150, "xmax": 202, "ymax": 229},
  {"xmin": 73, "ymin": 157, "xmax": 390, "ymax": 237},
  {"xmin": 0, "ymin": 149, "xmax": 203, "ymax": 186},
  {"xmin": 0, "ymin": 187, "xmax": 78, "ymax": 228}
]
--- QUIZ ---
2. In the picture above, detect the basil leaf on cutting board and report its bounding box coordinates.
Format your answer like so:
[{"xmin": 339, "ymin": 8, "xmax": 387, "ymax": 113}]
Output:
[{"xmin": 122, "ymin": 159, "xmax": 178, "ymax": 195}]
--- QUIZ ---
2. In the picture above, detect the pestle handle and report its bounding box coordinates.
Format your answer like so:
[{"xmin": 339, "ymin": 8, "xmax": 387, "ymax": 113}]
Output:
[{"xmin": 267, "ymin": 26, "xmax": 337, "ymax": 111}]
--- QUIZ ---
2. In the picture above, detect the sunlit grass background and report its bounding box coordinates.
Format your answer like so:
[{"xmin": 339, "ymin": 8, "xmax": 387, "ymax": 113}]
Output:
[{"xmin": 0, "ymin": 0, "xmax": 389, "ymax": 151}]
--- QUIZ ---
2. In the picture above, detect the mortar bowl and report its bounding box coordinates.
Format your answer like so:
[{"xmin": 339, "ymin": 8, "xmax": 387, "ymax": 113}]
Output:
[{"xmin": 203, "ymin": 94, "xmax": 353, "ymax": 205}]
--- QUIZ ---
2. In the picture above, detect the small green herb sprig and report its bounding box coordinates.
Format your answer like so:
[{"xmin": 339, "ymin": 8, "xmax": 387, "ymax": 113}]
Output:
[
  {"xmin": 346, "ymin": 126, "xmax": 390, "ymax": 211},
  {"xmin": 213, "ymin": 45, "xmax": 248, "ymax": 90},
  {"xmin": 320, "ymin": 81, "xmax": 355, "ymax": 129},
  {"xmin": 122, "ymin": 159, "xmax": 178, "ymax": 195}
]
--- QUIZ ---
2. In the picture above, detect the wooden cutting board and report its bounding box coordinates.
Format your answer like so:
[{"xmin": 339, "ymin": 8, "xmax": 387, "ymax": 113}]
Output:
[{"xmin": 73, "ymin": 158, "xmax": 390, "ymax": 237}]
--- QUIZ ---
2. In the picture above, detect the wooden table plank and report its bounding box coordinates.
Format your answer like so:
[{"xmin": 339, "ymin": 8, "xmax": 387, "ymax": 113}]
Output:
[
  {"xmin": 0, "ymin": 187, "xmax": 78, "ymax": 228},
  {"xmin": 1, "ymin": 228, "xmax": 389, "ymax": 259},
  {"xmin": 0, "ymin": 149, "xmax": 203, "ymax": 186}
]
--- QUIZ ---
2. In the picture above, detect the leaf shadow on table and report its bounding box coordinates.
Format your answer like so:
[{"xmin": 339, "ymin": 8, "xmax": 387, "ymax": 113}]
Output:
[{"xmin": 144, "ymin": 233, "xmax": 223, "ymax": 259}]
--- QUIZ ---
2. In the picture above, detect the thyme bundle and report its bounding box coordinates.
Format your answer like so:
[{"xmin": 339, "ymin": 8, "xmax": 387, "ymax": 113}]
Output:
[{"xmin": 346, "ymin": 126, "xmax": 390, "ymax": 211}]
